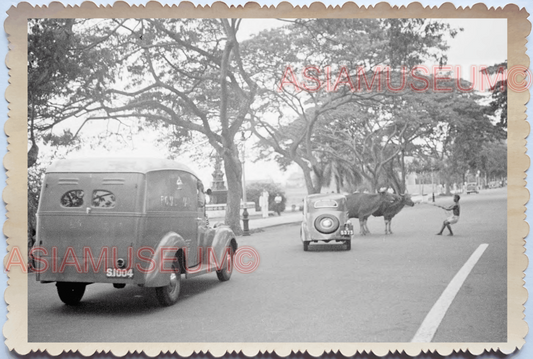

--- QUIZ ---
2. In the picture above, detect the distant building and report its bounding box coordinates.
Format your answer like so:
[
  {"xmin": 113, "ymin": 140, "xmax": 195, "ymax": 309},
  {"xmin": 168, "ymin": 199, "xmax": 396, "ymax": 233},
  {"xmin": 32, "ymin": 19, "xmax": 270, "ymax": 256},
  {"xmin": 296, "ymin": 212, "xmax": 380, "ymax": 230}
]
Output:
[{"xmin": 284, "ymin": 170, "xmax": 308, "ymax": 211}]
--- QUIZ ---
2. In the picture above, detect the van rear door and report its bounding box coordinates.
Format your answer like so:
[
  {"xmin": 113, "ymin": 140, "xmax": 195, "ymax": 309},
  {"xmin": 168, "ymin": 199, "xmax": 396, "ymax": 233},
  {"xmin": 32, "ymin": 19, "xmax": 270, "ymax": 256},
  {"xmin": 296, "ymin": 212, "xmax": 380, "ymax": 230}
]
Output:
[{"xmin": 36, "ymin": 172, "xmax": 144, "ymax": 283}]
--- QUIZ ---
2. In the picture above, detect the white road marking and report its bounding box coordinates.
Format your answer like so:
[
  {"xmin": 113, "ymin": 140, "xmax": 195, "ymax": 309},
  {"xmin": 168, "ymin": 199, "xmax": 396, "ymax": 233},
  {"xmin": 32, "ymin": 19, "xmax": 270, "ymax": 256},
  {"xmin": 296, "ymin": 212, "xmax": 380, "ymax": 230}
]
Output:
[{"xmin": 411, "ymin": 243, "xmax": 489, "ymax": 343}]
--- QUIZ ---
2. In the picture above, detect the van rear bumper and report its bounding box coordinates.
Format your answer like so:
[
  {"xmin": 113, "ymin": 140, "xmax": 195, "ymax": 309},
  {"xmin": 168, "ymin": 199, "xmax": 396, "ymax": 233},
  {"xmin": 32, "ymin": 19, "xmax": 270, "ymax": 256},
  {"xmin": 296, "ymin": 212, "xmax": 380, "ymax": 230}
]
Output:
[{"xmin": 35, "ymin": 256, "xmax": 141, "ymax": 285}]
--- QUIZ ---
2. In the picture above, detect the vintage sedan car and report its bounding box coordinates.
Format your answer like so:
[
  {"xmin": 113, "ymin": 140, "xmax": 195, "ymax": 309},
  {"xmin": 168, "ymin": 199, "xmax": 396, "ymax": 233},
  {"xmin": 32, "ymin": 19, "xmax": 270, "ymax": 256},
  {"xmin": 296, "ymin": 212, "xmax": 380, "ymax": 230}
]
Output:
[
  {"xmin": 32, "ymin": 158, "xmax": 237, "ymax": 306},
  {"xmin": 300, "ymin": 193, "xmax": 354, "ymax": 251},
  {"xmin": 466, "ymin": 182, "xmax": 479, "ymax": 194}
]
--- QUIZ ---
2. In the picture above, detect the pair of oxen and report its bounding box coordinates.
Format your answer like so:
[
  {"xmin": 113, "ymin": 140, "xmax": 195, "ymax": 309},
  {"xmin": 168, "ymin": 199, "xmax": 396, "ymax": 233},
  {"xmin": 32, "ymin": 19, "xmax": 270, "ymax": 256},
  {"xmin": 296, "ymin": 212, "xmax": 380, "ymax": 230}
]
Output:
[{"xmin": 346, "ymin": 192, "xmax": 415, "ymax": 235}]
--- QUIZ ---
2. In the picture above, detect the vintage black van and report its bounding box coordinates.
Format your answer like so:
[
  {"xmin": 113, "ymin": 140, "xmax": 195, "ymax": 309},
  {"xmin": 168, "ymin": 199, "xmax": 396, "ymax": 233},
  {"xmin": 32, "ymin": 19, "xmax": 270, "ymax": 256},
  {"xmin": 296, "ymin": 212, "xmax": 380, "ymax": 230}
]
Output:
[{"xmin": 32, "ymin": 158, "xmax": 237, "ymax": 306}]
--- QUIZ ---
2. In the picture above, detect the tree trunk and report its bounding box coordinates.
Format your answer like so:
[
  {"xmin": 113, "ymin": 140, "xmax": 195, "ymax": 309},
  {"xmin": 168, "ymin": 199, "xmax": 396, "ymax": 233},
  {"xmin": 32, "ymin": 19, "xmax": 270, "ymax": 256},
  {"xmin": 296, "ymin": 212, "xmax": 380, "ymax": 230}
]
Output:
[
  {"xmin": 400, "ymin": 150, "xmax": 406, "ymax": 193},
  {"xmin": 369, "ymin": 166, "xmax": 381, "ymax": 192},
  {"xmin": 386, "ymin": 160, "xmax": 402, "ymax": 194},
  {"xmin": 294, "ymin": 159, "xmax": 321, "ymax": 194},
  {"xmin": 222, "ymin": 146, "xmax": 243, "ymax": 234},
  {"xmin": 303, "ymin": 168, "xmax": 319, "ymax": 194},
  {"xmin": 371, "ymin": 178, "xmax": 379, "ymax": 193}
]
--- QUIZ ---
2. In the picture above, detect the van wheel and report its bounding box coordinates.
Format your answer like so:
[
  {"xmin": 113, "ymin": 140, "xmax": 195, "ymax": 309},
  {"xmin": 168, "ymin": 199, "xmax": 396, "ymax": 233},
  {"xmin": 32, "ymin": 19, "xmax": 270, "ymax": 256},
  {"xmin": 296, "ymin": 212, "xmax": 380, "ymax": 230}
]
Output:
[
  {"xmin": 56, "ymin": 282, "xmax": 86, "ymax": 305},
  {"xmin": 216, "ymin": 246, "xmax": 234, "ymax": 282},
  {"xmin": 155, "ymin": 262, "xmax": 181, "ymax": 306},
  {"xmin": 345, "ymin": 240, "xmax": 351, "ymax": 251},
  {"xmin": 303, "ymin": 241, "xmax": 310, "ymax": 251}
]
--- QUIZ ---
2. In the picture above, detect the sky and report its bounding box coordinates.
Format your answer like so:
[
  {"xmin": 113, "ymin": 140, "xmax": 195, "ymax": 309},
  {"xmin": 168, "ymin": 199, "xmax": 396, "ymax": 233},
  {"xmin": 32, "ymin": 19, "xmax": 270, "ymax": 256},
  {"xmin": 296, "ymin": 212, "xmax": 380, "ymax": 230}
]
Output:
[
  {"xmin": 445, "ymin": 18, "xmax": 507, "ymax": 68},
  {"xmin": 238, "ymin": 18, "xmax": 507, "ymax": 80}
]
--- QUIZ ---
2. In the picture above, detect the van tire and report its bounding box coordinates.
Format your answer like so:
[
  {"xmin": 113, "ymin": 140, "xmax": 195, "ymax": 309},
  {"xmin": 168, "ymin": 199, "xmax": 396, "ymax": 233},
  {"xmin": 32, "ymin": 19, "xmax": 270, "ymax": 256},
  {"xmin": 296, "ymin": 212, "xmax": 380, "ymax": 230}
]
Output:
[
  {"xmin": 57, "ymin": 282, "xmax": 86, "ymax": 305},
  {"xmin": 216, "ymin": 246, "xmax": 234, "ymax": 282},
  {"xmin": 345, "ymin": 240, "xmax": 351, "ymax": 251},
  {"xmin": 155, "ymin": 262, "xmax": 181, "ymax": 306},
  {"xmin": 303, "ymin": 241, "xmax": 310, "ymax": 251}
]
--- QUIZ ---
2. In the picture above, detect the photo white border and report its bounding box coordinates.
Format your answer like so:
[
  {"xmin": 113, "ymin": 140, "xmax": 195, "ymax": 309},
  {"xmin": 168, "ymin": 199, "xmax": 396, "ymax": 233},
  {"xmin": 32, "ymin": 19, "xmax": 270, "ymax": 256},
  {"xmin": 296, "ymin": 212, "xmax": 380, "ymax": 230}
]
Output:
[{"xmin": 1, "ymin": 0, "xmax": 531, "ymax": 358}]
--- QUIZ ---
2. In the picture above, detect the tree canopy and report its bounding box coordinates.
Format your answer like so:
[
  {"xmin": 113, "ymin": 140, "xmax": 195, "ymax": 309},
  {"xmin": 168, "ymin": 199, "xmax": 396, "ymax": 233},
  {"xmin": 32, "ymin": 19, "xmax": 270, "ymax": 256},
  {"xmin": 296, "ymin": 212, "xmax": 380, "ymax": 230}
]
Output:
[{"xmin": 245, "ymin": 18, "xmax": 476, "ymax": 194}]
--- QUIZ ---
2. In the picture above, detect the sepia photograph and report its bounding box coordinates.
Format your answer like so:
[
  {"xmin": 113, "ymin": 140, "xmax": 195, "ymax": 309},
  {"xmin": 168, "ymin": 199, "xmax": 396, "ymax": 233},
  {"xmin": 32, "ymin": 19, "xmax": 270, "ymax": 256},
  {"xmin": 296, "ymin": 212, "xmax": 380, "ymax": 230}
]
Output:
[{"xmin": 2, "ymin": 1, "xmax": 530, "ymax": 357}]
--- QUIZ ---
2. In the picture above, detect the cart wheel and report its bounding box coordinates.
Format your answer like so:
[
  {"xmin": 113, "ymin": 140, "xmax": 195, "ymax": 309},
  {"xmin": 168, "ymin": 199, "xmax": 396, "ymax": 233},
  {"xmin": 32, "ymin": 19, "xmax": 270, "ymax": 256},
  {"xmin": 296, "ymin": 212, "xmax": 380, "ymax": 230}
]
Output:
[
  {"xmin": 216, "ymin": 246, "xmax": 234, "ymax": 282},
  {"xmin": 303, "ymin": 241, "xmax": 310, "ymax": 251},
  {"xmin": 155, "ymin": 262, "xmax": 181, "ymax": 306},
  {"xmin": 345, "ymin": 240, "xmax": 351, "ymax": 251},
  {"xmin": 56, "ymin": 282, "xmax": 86, "ymax": 305}
]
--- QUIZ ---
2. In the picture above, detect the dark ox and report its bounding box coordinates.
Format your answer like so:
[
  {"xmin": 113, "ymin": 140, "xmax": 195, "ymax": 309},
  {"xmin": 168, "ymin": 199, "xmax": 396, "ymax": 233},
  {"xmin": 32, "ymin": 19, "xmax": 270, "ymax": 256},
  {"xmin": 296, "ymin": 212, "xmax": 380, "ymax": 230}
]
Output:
[
  {"xmin": 372, "ymin": 194, "xmax": 415, "ymax": 234},
  {"xmin": 346, "ymin": 192, "xmax": 396, "ymax": 235}
]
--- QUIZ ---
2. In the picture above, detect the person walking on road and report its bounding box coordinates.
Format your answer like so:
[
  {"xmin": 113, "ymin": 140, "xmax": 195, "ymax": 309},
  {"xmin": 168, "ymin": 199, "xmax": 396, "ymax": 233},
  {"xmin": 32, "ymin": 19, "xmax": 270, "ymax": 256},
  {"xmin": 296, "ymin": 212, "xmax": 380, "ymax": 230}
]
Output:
[
  {"xmin": 436, "ymin": 194, "xmax": 461, "ymax": 236},
  {"xmin": 274, "ymin": 194, "xmax": 282, "ymax": 216}
]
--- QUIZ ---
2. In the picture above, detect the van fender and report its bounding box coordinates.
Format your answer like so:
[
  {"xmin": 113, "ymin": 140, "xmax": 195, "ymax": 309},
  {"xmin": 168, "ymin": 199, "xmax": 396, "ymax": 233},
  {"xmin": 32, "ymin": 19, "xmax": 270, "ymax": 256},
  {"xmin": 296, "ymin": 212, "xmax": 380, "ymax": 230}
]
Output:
[
  {"xmin": 208, "ymin": 225, "xmax": 237, "ymax": 269},
  {"xmin": 143, "ymin": 232, "xmax": 187, "ymax": 288}
]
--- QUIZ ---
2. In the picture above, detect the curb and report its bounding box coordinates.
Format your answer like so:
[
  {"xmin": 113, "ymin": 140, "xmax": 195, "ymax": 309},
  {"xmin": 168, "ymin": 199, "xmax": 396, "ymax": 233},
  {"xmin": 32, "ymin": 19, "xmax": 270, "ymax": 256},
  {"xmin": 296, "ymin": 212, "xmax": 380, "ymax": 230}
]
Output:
[{"xmin": 251, "ymin": 220, "xmax": 301, "ymax": 230}]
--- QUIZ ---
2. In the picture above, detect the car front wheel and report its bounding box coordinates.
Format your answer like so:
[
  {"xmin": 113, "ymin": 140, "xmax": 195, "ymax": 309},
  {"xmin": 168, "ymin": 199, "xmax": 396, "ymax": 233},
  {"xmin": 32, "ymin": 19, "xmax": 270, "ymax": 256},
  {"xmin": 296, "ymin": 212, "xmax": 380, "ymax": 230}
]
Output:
[
  {"xmin": 155, "ymin": 262, "xmax": 181, "ymax": 306},
  {"xmin": 56, "ymin": 282, "xmax": 86, "ymax": 305}
]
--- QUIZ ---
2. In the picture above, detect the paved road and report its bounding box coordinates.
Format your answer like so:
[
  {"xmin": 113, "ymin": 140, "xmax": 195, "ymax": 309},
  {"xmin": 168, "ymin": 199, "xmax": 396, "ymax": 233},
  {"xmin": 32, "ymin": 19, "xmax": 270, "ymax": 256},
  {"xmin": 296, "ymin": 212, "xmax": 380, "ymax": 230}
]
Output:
[{"xmin": 28, "ymin": 188, "xmax": 507, "ymax": 343}]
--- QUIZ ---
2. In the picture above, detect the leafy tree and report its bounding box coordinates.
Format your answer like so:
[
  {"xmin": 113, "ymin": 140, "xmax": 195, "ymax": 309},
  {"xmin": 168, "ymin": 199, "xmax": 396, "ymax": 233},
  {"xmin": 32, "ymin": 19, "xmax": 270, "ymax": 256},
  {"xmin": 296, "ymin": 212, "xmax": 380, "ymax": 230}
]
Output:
[
  {"xmin": 405, "ymin": 75, "xmax": 504, "ymax": 193},
  {"xmin": 29, "ymin": 19, "xmax": 258, "ymax": 233},
  {"xmin": 314, "ymin": 104, "xmax": 407, "ymax": 192},
  {"xmin": 314, "ymin": 71, "xmax": 503, "ymax": 195},
  {"xmin": 246, "ymin": 18, "xmax": 459, "ymax": 194},
  {"xmin": 28, "ymin": 19, "xmax": 77, "ymax": 167},
  {"xmin": 97, "ymin": 19, "xmax": 256, "ymax": 233},
  {"xmin": 478, "ymin": 140, "xmax": 507, "ymax": 181},
  {"xmin": 27, "ymin": 165, "xmax": 45, "ymax": 249},
  {"xmin": 484, "ymin": 61, "xmax": 507, "ymax": 128},
  {"xmin": 28, "ymin": 18, "xmax": 123, "ymax": 166}
]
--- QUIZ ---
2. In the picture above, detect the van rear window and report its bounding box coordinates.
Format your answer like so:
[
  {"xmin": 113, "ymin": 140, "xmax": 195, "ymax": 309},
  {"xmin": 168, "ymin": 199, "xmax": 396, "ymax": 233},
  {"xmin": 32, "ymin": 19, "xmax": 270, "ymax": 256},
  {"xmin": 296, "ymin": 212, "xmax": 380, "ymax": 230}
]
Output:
[
  {"xmin": 92, "ymin": 190, "xmax": 116, "ymax": 208},
  {"xmin": 60, "ymin": 190, "xmax": 84, "ymax": 207}
]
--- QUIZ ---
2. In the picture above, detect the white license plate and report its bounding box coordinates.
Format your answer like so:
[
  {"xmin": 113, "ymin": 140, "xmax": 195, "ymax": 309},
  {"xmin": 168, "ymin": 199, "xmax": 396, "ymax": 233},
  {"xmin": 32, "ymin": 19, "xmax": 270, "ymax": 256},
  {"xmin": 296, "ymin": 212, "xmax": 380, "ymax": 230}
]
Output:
[
  {"xmin": 341, "ymin": 230, "xmax": 354, "ymax": 235},
  {"xmin": 106, "ymin": 268, "xmax": 134, "ymax": 278}
]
